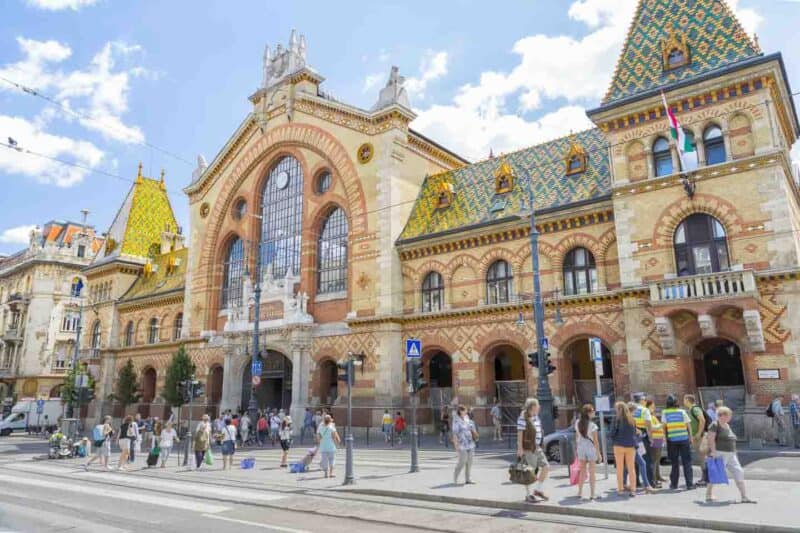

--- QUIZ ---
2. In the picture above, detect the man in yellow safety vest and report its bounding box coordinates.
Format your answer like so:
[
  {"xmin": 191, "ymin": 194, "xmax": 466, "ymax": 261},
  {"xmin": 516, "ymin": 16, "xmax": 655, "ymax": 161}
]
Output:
[
  {"xmin": 661, "ymin": 394, "xmax": 694, "ymax": 490},
  {"xmin": 632, "ymin": 393, "xmax": 654, "ymax": 489}
]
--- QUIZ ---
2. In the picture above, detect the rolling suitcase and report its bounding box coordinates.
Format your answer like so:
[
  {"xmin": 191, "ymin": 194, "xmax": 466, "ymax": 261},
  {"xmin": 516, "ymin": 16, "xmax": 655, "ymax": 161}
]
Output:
[{"xmin": 146, "ymin": 447, "xmax": 160, "ymax": 467}]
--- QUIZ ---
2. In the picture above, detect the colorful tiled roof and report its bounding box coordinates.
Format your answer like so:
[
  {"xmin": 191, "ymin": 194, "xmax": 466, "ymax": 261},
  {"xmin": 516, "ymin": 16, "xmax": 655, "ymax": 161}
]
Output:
[
  {"xmin": 603, "ymin": 0, "xmax": 761, "ymax": 105},
  {"xmin": 96, "ymin": 166, "xmax": 178, "ymax": 261},
  {"xmin": 398, "ymin": 128, "xmax": 610, "ymax": 242},
  {"xmin": 120, "ymin": 247, "xmax": 187, "ymax": 302}
]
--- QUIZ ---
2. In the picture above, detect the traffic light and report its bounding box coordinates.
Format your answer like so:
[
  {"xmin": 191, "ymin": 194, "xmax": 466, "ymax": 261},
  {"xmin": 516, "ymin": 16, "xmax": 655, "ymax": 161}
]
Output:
[
  {"xmin": 545, "ymin": 351, "xmax": 556, "ymax": 375},
  {"xmin": 192, "ymin": 381, "xmax": 204, "ymax": 399},
  {"xmin": 406, "ymin": 359, "xmax": 426, "ymax": 393},
  {"xmin": 179, "ymin": 380, "xmax": 190, "ymax": 403},
  {"xmin": 83, "ymin": 387, "xmax": 95, "ymax": 403},
  {"xmin": 337, "ymin": 359, "xmax": 353, "ymax": 386},
  {"xmin": 69, "ymin": 387, "xmax": 79, "ymax": 406},
  {"xmin": 527, "ymin": 352, "xmax": 539, "ymax": 368}
]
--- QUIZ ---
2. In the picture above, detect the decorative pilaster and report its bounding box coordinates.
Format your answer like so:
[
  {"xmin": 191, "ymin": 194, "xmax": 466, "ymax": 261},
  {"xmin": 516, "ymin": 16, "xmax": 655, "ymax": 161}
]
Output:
[
  {"xmin": 654, "ymin": 316, "xmax": 676, "ymax": 355},
  {"xmin": 743, "ymin": 310, "xmax": 766, "ymax": 352}
]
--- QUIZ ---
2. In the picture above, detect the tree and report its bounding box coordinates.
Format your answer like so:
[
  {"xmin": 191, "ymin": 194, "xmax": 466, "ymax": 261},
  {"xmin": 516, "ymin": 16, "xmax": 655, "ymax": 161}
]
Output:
[
  {"xmin": 163, "ymin": 344, "xmax": 195, "ymax": 407},
  {"xmin": 110, "ymin": 359, "xmax": 141, "ymax": 408},
  {"xmin": 61, "ymin": 362, "xmax": 96, "ymax": 409}
]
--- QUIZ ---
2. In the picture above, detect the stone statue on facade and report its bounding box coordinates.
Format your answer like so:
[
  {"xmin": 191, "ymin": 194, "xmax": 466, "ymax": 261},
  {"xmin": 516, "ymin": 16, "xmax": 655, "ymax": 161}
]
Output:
[
  {"xmin": 373, "ymin": 66, "xmax": 410, "ymax": 110},
  {"xmin": 191, "ymin": 154, "xmax": 207, "ymax": 183},
  {"xmin": 262, "ymin": 30, "xmax": 309, "ymax": 90}
]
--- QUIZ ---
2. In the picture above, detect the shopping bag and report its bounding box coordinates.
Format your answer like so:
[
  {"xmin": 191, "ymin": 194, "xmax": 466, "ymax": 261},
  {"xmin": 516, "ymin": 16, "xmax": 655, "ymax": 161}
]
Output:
[
  {"xmin": 706, "ymin": 456, "xmax": 729, "ymax": 485},
  {"xmin": 569, "ymin": 457, "xmax": 581, "ymax": 485},
  {"xmin": 204, "ymin": 449, "xmax": 214, "ymax": 466},
  {"xmin": 508, "ymin": 456, "xmax": 536, "ymax": 485}
]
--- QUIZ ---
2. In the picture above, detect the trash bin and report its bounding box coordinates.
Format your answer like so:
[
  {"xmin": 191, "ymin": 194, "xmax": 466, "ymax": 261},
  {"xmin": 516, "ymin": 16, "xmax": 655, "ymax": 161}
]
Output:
[{"xmin": 559, "ymin": 438, "xmax": 575, "ymax": 466}]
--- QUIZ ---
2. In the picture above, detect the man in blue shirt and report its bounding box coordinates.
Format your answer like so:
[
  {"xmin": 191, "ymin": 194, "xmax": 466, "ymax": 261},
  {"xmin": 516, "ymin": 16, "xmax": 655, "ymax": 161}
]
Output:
[{"xmin": 789, "ymin": 394, "xmax": 800, "ymax": 449}]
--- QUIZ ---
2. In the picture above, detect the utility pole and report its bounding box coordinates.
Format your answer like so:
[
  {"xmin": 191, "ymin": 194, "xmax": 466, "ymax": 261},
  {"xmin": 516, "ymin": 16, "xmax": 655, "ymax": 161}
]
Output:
[
  {"xmin": 339, "ymin": 352, "xmax": 363, "ymax": 485},
  {"xmin": 526, "ymin": 187, "xmax": 555, "ymax": 435},
  {"xmin": 248, "ymin": 241, "xmax": 262, "ymax": 426},
  {"xmin": 66, "ymin": 298, "xmax": 83, "ymax": 419},
  {"xmin": 406, "ymin": 357, "xmax": 425, "ymax": 473}
]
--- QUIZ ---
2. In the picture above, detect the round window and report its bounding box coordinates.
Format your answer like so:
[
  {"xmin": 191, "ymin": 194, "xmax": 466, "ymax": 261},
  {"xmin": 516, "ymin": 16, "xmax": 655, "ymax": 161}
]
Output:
[
  {"xmin": 316, "ymin": 171, "xmax": 332, "ymax": 194},
  {"xmin": 233, "ymin": 198, "xmax": 247, "ymax": 221}
]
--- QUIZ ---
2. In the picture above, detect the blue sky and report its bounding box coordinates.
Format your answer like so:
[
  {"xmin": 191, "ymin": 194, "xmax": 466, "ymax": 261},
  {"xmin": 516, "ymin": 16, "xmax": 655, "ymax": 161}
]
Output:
[{"xmin": 1, "ymin": 0, "xmax": 799, "ymax": 255}]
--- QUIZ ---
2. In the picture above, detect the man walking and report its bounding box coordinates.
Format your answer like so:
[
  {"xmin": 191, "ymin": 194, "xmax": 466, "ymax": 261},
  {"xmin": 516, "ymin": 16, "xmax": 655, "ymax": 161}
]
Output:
[
  {"xmin": 789, "ymin": 394, "xmax": 800, "ymax": 449},
  {"xmin": 517, "ymin": 398, "xmax": 549, "ymax": 503},
  {"xmin": 770, "ymin": 395, "xmax": 787, "ymax": 446},
  {"xmin": 662, "ymin": 395, "xmax": 694, "ymax": 490},
  {"xmin": 129, "ymin": 413, "xmax": 142, "ymax": 463},
  {"xmin": 684, "ymin": 394, "xmax": 707, "ymax": 485},
  {"xmin": 491, "ymin": 400, "xmax": 503, "ymax": 441}
]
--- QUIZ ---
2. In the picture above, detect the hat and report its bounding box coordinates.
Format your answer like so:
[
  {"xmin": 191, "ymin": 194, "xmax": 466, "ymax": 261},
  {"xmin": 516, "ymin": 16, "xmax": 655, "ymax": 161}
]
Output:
[{"xmin": 284, "ymin": 416, "xmax": 292, "ymax": 424}]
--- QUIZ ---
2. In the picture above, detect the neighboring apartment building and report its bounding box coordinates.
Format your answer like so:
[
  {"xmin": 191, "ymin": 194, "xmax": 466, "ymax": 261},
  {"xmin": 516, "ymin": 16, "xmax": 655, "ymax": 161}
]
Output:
[{"xmin": 0, "ymin": 221, "xmax": 102, "ymax": 401}]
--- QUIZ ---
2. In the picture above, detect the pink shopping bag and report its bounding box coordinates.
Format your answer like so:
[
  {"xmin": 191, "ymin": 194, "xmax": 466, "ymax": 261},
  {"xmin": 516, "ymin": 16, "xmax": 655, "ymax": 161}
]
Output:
[{"xmin": 569, "ymin": 457, "xmax": 581, "ymax": 485}]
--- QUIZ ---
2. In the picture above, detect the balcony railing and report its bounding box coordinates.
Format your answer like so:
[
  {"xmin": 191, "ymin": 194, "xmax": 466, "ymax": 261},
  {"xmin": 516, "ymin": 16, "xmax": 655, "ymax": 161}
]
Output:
[
  {"xmin": 79, "ymin": 348, "xmax": 100, "ymax": 360},
  {"xmin": 650, "ymin": 270, "xmax": 757, "ymax": 303}
]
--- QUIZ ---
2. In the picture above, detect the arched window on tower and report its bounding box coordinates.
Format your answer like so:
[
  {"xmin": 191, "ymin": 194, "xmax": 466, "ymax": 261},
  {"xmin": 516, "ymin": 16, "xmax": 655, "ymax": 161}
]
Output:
[
  {"xmin": 91, "ymin": 321, "xmax": 101, "ymax": 350},
  {"xmin": 674, "ymin": 214, "xmax": 730, "ymax": 276},
  {"xmin": 148, "ymin": 318, "xmax": 159, "ymax": 344},
  {"xmin": 563, "ymin": 247, "xmax": 597, "ymax": 296},
  {"xmin": 653, "ymin": 137, "xmax": 673, "ymax": 177},
  {"xmin": 221, "ymin": 237, "xmax": 244, "ymax": 309},
  {"xmin": 260, "ymin": 156, "xmax": 304, "ymax": 279},
  {"xmin": 421, "ymin": 271, "xmax": 444, "ymax": 312},
  {"xmin": 703, "ymin": 125, "xmax": 726, "ymax": 165},
  {"xmin": 173, "ymin": 313, "xmax": 183, "ymax": 341},
  {"xmin": 317, "ymin": 207, "xmax": 349, "ymax": 294},
  {"xmin": 486, "ymin": 260, "xmax": 513, "ymax": 305},
  {"xmin": 124, "ymin": 321, "xmax": 134, "ymax": 347}
]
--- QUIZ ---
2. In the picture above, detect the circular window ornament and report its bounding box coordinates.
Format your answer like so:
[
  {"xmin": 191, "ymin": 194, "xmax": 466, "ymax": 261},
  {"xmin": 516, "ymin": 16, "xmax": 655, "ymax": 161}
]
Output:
[
  {"xmin": 200, "ymin": 202, "xmax": 210, "ymax": 218},
  {"xmin": 357, "ymin": 143, "xmax": 374, "ymax": 164},
  {"xmin": 316, "ymin": 171, "xmax": 332, "ymax": 194},
  {"xmin": 275, "ymin": 170, "xmax": 290, "ymax": 189},
  {"xmin": 233, "ymin": 198, "xmax": 247, "ymax": 221}
]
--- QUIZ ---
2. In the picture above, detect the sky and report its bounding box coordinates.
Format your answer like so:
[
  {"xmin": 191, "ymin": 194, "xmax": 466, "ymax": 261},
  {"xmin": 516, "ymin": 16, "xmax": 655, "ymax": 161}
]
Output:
[{"xmin": 1, "ymin": 0, "xmax": 799, "ymax": 255}]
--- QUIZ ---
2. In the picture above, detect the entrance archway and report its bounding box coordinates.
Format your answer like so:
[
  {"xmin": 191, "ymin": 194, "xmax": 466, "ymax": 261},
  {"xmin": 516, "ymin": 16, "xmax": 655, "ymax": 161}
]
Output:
[
  {"xmin": 561, "ymin": 338, "xmax": 613, "ymax": 407},
  {"xmin": 241, "ymin": 350, "xmax": 293, "ymax": 411},
  {"xmin": 318, "ymin": 360, "xmax": 338, "ymax": 406},
  {"xmin": 694, "ymin": 339, "xmax": 744, "ymax": 387},
  {"xmin": 208, "ymin": 365, "xmax": 223, "ymax": 405},
  {"xmin": 141, "ymin": 368, "xmax": 157, "ymax": 403},
  {"xmin": 428, "ymin": 352, "xmax": 452, "ymax": 388},
  {"xmin": 487, "ymin": 344, "xmax": 527, "ymax": 427}
]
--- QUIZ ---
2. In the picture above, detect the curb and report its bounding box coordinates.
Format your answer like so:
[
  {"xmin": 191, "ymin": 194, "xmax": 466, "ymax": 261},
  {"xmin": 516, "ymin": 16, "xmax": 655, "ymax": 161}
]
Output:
[{"xmin": 346, "ymin": 488, "xmax": 793, "ymax": 533}]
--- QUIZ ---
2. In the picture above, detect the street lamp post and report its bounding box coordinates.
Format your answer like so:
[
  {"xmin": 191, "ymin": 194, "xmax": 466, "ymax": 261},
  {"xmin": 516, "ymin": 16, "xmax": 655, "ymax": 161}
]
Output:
[
  {"xmin": 66, "ymin": 297, "xmax": 83, "ymax": 419},
  {"xmin": 526, "ymin": 188, "xmax": 555, "ymax": 435},
  {"xmin": 248, "ymin": 243, "xmax": 262, "ymax": 426}
]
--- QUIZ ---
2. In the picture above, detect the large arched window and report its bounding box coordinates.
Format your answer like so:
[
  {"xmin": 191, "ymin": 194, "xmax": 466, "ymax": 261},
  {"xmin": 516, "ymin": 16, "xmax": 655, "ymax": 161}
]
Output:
[
  {"xmin": 486, "ymin": 260, "xmax": 513, "ymax": 304},
  {"xmin": 148, "ymin": 318, "xmax": 159, "ymax": 344},
  {"xmin": 421, "ymin": 271, "xmax": 444, "ymax": 312},
  {"xmin": 563, "ymin": 247, "xmax": 597, "ymax": 296},
  {"xmin": 260, "ymin": 156, "xmax": 304, "ymax": 280},
  {"xmin": 221, "ymin": 237, "xmax": 244, "ymax": 309},
  {"xmin": 653, "ymin": 137, "xmax": 673, "ymax": 177},
  {"xmin": 91, "ymin": 321, "xmax": 101, "ymax": 349},
  {"xmin": 124, "ymin": 321, "xmax": 134, "ymax": 347},
  {"xmin": 703, "ymin": 125, "xmax": 725, "ymax": 165},
  {"xmin": 317, "ymin": 207, "xmax": 349, "ymax": 294},
  {"xmin": 173, "ymin": 313, "xmax": 183, "ymax": 341},
  {"xmin": 674, "ymin": 214, "xmax": 730, "ymax": 276}
]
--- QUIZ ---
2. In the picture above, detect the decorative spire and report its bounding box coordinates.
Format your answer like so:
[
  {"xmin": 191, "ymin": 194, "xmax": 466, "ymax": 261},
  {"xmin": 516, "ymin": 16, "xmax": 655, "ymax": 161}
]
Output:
[
  {"xmin": 489, "ymin": 148, "xmax": 494, "ymax": 159},
  {"xmin": 136, "ymin": 162, "xmax": 144, "ymax": 184},
  {"xmin": 159, "ymin": 168, "xmax": 166, "ymax": 189}
]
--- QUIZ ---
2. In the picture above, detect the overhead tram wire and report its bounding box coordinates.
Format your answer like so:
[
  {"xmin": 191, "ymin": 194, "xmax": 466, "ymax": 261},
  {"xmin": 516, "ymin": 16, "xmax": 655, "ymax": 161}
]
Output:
[{"xmin": 0, "ymin": 75, "xmax": 194, "ymax": 167}]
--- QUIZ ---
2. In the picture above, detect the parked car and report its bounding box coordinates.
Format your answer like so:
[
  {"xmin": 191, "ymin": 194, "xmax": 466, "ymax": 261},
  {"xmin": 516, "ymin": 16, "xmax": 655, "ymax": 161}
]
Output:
[{"xmin": 542, "ymin": 421, "xmax": 615, "ymax": 464}]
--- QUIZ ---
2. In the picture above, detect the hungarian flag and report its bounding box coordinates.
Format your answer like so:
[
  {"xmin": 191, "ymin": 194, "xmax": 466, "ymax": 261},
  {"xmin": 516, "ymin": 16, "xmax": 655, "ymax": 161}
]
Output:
[{"xmin": 662, "ymin": 93, "xmax": 698, "ymax": 172}]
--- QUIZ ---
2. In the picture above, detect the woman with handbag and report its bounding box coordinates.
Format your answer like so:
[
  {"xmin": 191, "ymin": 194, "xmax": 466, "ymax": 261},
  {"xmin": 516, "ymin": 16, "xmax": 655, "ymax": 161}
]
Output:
[
  {"xmin": 574, "ymin": 404, "xmax": 602, "ymax": 500},
  {"xmin": 221, "ymin": 417, "xmax": 237, "ymax": 470},
  {"xmin": 451, "ymin": 405, "xmax": 477, "ymax": 485},
  {"xmin": 116, "ymin": 415, "xmax": 134, "ymax": 471},
  {"xmin": 516, "ymin": 398, "xmax": 549, "ymax": 503},
  {"xmin": 705, "ymin": 406, "xmax": 756, "ymax": 503}
]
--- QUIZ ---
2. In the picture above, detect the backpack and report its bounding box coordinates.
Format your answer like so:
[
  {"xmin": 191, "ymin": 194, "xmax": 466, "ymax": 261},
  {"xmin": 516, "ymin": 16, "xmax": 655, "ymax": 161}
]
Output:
[
  {"xmin": 257, "ymin": 418, "xmax": 267, "ymax": 431},
  {"xmin": 92, "ymin": 424, "xmax": 104, "ymax": 442},
  {"xmin": 766, "ymin": 402, "xmax": 775, "ymax": 418},
  {"xmin": 691, "ymin": 405, "xmax": 711, "ymax": 433}
]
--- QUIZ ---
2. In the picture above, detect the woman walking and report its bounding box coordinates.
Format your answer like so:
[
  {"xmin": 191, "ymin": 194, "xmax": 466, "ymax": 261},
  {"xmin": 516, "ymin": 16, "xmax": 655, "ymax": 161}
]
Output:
[
  {"xmin": 159, "ymin": 421, "xmax": 178, "ymax": 468},
  {"xmin": 221, "ymin": 417, "xmax": 237, "ymax": 470},
  {"xmin": 574, "ymin": 404, "xmax": 602, "ymax": 500},
  {"xmin": 381, "ymin": 410, "xmax": 393, "ymax": 443},
  {"xmin": 117, "ymin": 415, "xmax": 134, "ymax": 471},
  {"xmin": 279, "ymin": 416, "xmax": 293, "ymax": 467},
  {"xmin": 193, "ymin": 414, "xmax": 211, "ymax": 470},
  {"xmin": 611, "ymin": 401, "xmax": 637, "ymax": 496},
  {"xmin": 84, "ymin": 415, "xmax": 114, "ymax": 471},
  {"xmin": 316, "ymin": 414, "xmax": 340, "ymax": 478},
  {"xmin": 451, "ymin": 405, "xmax": 477, "ymax": 485},
  {"xmin": 646, "ymin": 399, "xmax": 666, "ymax": 488},
  {"xmin": 440, "ymin": 408, "xmax": 451, "ymax": 447},
  {"xmin": 705, "ymin": 406, "xmax": 756, "ymax": 503},
  {"xmin": 516, "ymin": 398, "xmax": 550, "ymax": 503}
]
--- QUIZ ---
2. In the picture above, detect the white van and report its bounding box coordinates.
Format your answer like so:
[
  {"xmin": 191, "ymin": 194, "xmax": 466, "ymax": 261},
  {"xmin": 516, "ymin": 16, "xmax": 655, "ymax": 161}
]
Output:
[{"xmin": 0, "ymin": 399, "xmax": 63, "ymax": 435}]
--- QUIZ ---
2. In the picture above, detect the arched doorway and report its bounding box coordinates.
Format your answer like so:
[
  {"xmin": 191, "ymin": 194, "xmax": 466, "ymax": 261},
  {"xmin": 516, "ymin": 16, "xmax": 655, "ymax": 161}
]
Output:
[
  {"xmin": 693, "ymin": 338, "xmax": 746, "ymax": 436},
  {"xmin": 487, "ymin": 344, "xmax": 527, "ymax": 428},
  {"xmin": 141, "ymin": 368, "xmax": 157, "ymax": 403},
  {"xmin": 208, "ymin": 365, "xmax": 223, "ymax": 405},
  {"xmin": 49, "ymin": 384, "xmax": 63, "ymax": 399},
  {"xmin": 428, "ymin": 352, "xmax": 452, "ymax": 388},
  {"xmin": 318, "ymin": 360, "xmax": 338, "ymax": 406},
  {"xmin": 241, "ymin": 350, "xmax": 293, "ymax": 412},
  {"xmin": 562, "ymin": 338, "xmax": 614, "ymax": 407}
]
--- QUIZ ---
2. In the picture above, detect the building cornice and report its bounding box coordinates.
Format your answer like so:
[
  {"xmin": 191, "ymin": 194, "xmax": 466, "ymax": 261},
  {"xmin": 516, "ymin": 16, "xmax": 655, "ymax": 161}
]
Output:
[{"xmin": 117, "ymin": 288, "xmax": 184, "ymax": 311}]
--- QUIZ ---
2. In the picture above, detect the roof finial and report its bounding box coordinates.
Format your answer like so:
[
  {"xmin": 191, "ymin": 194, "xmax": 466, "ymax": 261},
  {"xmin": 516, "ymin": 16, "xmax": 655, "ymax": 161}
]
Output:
[
  {"xmin": 136, "ymin": 162, "xmax": 143, "ymax": 184},
  {"xmin": 159, "ymin": 168, "xmax": 166, "ymax": 189},
  {"xmin": 753, "ymin": 33, "xmax": 760, "ymax": 51}
]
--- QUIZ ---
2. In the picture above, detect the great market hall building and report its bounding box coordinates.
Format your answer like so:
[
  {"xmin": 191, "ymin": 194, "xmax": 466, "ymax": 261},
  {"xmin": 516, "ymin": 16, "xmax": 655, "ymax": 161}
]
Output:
[{"xmin": 80, "ymin": 0, "xmax": 798, "ymax": 439}]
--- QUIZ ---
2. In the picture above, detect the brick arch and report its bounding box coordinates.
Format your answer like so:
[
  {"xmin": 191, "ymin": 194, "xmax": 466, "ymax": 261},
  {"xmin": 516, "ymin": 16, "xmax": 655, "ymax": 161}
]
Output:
[
  {"xmin": 551, "ymin": 232, "xmax": 602, "ymax": 274},
  {"xmin": 651, "ymin": 193, "xmax": 743, "ymax": 250},
  {"xmin": 479, "ymin": 248, "xmax": 518, "ymax": 278},
  {"xmin": 445, "ymin": 254, "xmax": 481, "ymax": 280},
  {"xmin": 476, "ymin": 333, "xmax": 530, "ymax": 398},
  {"xmin": 549, "ymin": 319, "xmax": 624, "ymax": 349},
  {"xmin": 596, "ymin": 227, "xmax": 617, "ymax": 265},
  {"xmin": 511, "ymin": 239, "xmax": 555, "ymax": 275},
  {"xmin": 416, "ymin": 260, "xmax": 448, "ymax": 287},
  {"xmin": 418, "ymin": 335, "xmax": 459, "ymax": 360},
  {"xmin": 307, "ymin": 197, "xmax": 351, "ymax": 238}
]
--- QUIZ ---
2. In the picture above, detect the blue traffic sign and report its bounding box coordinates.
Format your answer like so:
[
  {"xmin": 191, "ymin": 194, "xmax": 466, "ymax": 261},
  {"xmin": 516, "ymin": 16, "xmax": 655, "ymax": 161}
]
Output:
[
  {"xmin": 251, "ymin": 359, "xmax": 263, "ymax": 375},
  {"xmin": 589, "ymin": 337, "xmax": 603, "ymax": 362},
  {"xmin": 406, "ymin": 339, "xmax": 421, "ymax": 359},
  {"xmin": 36, "ymin": 399, "xmax": 45, "ymax": 414},
  {"xmin": 540, "ymin": 337, "xmax": 549, "ymax": 350}
]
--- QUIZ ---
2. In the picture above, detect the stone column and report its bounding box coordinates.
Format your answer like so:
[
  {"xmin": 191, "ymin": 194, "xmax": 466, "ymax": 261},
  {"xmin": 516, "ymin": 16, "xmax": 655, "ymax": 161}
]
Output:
[
  {"xmin": 220, "ymin": 342, "xmax": 244, "ymax": 413},
  {"xmin": 289, "ymin": 327, "xmax": 313, "ymax": 434}
]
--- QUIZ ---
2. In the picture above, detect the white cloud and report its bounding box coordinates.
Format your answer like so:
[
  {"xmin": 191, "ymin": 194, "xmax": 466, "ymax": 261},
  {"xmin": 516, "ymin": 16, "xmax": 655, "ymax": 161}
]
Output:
[
  {"xmin": 0, "ymin": 225, "xmax": 37, "ymax": 245},
  {"xmin": 0, "ymin": 114, "xmax": 104, "ymax": 187},
  {"xmin": 411, "ymin": 0, "xmax": 763, "ymax": 161},
  {"xmin": 726, "ymin": 0, "xmax": 763, "ymax": 37},
  {"xmin": 24, "ymin": 0, "xmax": 99, "ymax": 11},
  {"xmin": 405, "ymin": 50, "xmax": 448, "ymax": 101},
  {"xmin": 0, "ymin": 37, "xmax": 147, "ymax": 144},
  {"xmin": 362, "ymin": 72, "xmax": 384, "ymax": 93}
]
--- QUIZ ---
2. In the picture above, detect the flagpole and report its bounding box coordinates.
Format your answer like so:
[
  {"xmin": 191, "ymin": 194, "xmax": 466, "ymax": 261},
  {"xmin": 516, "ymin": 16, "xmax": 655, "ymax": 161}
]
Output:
[{"xmin": 661, "ymin": 91, "xmax": 684, "ymax": 174}]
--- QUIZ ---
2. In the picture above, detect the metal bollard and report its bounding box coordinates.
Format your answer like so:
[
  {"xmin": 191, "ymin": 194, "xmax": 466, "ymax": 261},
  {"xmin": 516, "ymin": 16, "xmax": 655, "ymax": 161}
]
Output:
[{"xmin": 558, "ymin": 438, "xmax": 575, "ymax": 467}]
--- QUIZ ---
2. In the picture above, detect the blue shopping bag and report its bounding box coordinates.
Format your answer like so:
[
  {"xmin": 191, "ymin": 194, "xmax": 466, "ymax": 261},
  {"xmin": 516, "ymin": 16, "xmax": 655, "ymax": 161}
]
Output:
[{"xmin": 706, "ymin": 456, "xmax": 728, "ymax": 485}]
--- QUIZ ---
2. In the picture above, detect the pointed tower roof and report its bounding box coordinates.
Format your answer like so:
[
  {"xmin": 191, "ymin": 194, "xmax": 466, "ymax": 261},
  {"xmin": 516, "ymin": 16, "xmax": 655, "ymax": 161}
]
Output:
[
  {"xmin": 94, "ymin": 164, "xmax": 178, "ymax": 262},
  {"xmin": 602, "ymin": 0, "xmax": 761, "ymax": 105}
]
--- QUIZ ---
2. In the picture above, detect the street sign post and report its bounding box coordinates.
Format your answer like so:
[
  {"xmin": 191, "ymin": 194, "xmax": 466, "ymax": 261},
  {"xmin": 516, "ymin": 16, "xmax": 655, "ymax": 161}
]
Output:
[
  {"xmin": 541, "ymin": 337, "xmax": 549, "ymax": 351},
  {"xmin": 251, "ymin": 359, "xmax": 263, "ymax": 376},
  {"xmin": 252, "ymin": 375, "xmax": 261, "ymax": 386},
  {"xmin": 588, "ymin": 337, "xmax": 609, "ymax": 479},
  {"xmin": 36, "ymin": 399, "xmax": 45, "ymax": 414},
  {"xmin": 405, "ymin": 339, "xmax": 421, "ymax": 359}
]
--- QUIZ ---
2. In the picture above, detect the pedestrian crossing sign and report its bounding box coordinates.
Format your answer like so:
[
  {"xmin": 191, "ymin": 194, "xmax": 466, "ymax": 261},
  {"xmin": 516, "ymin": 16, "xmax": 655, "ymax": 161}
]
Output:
[{"xmin": 406, "ymin": 339, "xmax": 421, "ymax": 359}]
